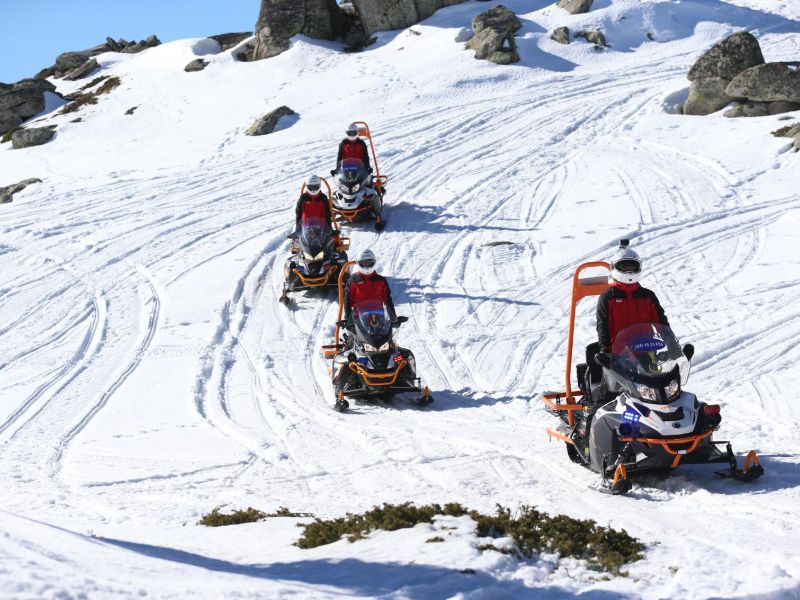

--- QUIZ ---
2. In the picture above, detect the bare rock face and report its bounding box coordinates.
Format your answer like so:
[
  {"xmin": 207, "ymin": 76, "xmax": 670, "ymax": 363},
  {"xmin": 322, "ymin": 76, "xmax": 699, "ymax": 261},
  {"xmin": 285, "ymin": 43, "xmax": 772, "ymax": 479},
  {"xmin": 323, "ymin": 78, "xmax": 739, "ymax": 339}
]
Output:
[
  {"xmin": 557, "ymin": 0, "xmax": 593, "ymax": 15},
  {"xmin": 726, "ymin": 62, "xmax": 800, "ymax": 103},
  {"xmin": 688, "ymin": 31, "xmax": 764, "ymax": 82},
  {"xmin": 39, "ymin": 36, "xmax": 161, "ymax": 80},
  {"xmin": 352, "ymin": 0, "xmax": 467, "ymax": 36},
  {"xmin": 576, "ymin": 30, "xmax": 606, "ymax": 47},
  {"xmin": 209, "ymin": 32, "xmax": 253, "ymax": 51},
  {"xmin": 551, "ymin": 26, "xmax": 570, "ymax": 45},
  {"xmin": 0, "ymin": 178, "xmax": 42, "ymax": 203},
  {"xmin": 252, "ymin": 0, "xmax": 344, "ymax": 61},
  {"xmin": 465, "ymin": 5, "xmax": 522, "ymax": 65},
  {"xmin": 11, "ymin": 125, "xmax": 56, "ymax": 149},
  {"xmin": 63, "ymin": 58, "xmax": 100, "ymax": 81},
  {"xmin": 683, "ymin": 77, "xmax": 733, "ymax": 115},
  {"xmin": 723, "ymin": 101, "xmax": 769, "ymax": 118},
  {"xmin": 245, "ymin": 106, "xmax": 297, "ymax": 136}
]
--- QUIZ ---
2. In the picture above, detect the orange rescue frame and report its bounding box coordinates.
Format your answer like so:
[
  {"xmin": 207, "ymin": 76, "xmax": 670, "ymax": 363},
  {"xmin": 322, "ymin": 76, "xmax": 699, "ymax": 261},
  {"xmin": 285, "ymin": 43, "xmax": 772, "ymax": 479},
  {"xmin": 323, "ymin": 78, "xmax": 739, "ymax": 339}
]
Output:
[
  {"xmin": 542, "ymin": 261, "xmax": 611, "ymax": 434},
  {"xmin": 321, "ymin": 260, "xmax": 357, "ymax": 360}
]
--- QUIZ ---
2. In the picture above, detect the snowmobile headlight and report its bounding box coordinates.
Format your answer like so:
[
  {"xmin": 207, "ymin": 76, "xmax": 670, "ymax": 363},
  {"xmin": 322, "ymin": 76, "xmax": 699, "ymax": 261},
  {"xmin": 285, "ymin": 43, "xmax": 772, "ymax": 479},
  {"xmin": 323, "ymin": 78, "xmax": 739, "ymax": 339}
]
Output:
[
  {"xmin": 378, "ymin": 341, "xmax": 390, "ymax": 352},
  {"xmin": 635, "ymin": 383, "xmax": 658, "ymax": 402},
  {"xmin": 313, "ymin": 251, "xmax": 325, "ymax": 261},
  {"xmin": 363, "ymin": 343, "xmax": 377, "ymax": 352},
  {"xmin": 352, "ymin": 183, "xmax": 362, "ymax": 192},
  {"xmin": 303, "ymin": 252, "xmax": 314, "ymax": 261},
  {"xmin": 665, "ymin": 379, "xmax": 680, "ymax": 400}
]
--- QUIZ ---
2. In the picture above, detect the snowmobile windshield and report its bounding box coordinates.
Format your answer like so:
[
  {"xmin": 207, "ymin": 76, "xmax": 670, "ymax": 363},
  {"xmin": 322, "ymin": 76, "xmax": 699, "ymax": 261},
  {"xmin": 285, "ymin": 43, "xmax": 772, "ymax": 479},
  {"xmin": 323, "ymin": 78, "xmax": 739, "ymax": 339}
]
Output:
[
  {"xmin": 611, "ymin": 323, "xmax": 690, "ymax": 386},
  {"xmin": 337, "ymin": 159, "xmax": 367, "ymax": 193},
  {"xmin": 299, "ymin": 217, "xmax": 330, "ymax": 257},
  {"xmin": 353, "ymin": 300, "xmax": 391, "ymax": 345}
]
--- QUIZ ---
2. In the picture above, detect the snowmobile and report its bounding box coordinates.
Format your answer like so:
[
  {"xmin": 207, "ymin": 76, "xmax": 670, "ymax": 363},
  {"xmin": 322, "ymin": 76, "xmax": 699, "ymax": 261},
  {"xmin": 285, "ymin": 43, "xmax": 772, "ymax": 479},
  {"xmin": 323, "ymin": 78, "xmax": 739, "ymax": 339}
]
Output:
[
  {"xmin": 280, "ymin": 178, "xmax": 350, "ymax": 305},
  {"xmin": 542, "ymin": 261, "xmax": 764, "ymax": 494},
  {"xmin": 321, "ymin": 262, "xmax": 432, "ymax": 412},
  {"xmin": 330, "ymin": 121, "xmax": 388, "ymax": 231}
]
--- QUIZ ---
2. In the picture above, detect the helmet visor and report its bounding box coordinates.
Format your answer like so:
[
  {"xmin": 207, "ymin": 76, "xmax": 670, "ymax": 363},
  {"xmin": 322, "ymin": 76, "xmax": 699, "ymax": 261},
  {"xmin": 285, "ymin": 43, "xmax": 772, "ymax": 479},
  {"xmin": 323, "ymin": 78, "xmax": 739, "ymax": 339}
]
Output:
[
  {"xmin": 306, "ymin": 183, "xmax": 321, "ymax": 193},
  {"xmin": 615, "ymin": 259, "xmax": 641, "ymax": 274},
  {"xmin": 358, "ymin": 258, "xmax": 376, "ymax": 270}
]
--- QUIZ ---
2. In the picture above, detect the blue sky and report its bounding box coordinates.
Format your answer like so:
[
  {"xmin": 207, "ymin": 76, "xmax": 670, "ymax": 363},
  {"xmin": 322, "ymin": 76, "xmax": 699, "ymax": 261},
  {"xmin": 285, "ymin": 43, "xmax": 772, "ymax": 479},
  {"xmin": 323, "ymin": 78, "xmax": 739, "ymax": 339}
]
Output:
[{"xmin": 0, "ymin": 0, "xmax": 260, "ymax": 82}]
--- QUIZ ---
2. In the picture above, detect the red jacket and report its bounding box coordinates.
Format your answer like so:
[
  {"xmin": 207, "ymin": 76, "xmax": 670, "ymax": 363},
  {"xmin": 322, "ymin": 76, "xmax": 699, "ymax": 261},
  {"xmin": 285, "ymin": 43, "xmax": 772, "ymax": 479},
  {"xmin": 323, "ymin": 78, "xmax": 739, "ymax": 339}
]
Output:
[
  {"xmin": 295, "ymin": 192, "xmax": 332, "ymax": 230},
  {"xmin": 344, "ymin": 272, "xmax": 396, "ymax": 320},
  {"xmin": 596, "ymin": 282, "xmax": 668, "ymax": 351},
  {"xmin": 336, "ymin": 138, "xmax": 371, "ymax": 170}
]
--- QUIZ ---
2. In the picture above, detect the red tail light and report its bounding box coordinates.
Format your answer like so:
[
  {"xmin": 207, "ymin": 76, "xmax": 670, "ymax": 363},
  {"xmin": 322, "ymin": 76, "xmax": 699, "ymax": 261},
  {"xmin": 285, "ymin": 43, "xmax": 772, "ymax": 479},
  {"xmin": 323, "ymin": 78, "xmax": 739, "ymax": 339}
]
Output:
[
  {"xmin": 393, "ymin": 354, "xmax": 403, "ymax": 363},
  {"xmin": 703, "ymin": 404, "xmax": 721, "ymax": 416}
]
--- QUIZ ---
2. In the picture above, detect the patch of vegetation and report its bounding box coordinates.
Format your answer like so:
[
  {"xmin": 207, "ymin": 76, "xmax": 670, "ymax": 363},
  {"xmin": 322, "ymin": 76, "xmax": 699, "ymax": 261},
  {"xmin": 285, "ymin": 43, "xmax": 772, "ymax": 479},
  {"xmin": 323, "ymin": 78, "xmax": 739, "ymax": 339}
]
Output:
[
  {"xmin": 198, "ymin": 505, "xmax": 313, "ymax": 527},
  {"xmin": 60, "ymin": 76, "xmax": 121, "ymax": 115},
  {"xmin": 296, "ymin": 502, "xmax": 643, "ymax": 574},
  {"xmin": 297, "ymin": 502, "xmax": 469, "ymax": 548},
  {"xmin": 77, "ymin": 75, "xmax": 111, "ymax": 92},
  {"xmin": 426, "ymin": 536, "xmax": 445, "ymax": 543}
]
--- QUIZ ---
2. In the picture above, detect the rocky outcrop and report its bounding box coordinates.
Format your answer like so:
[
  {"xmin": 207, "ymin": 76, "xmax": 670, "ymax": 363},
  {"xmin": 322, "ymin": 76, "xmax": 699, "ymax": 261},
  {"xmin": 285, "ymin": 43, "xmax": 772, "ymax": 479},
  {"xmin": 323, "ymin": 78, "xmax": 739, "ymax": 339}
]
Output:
[
  {"xmin": 185, "ymin": 59, "xmax": 209, "ymax": 72},
  {"xmin": 0, "ymin": 178, "xmax": 42, "ymax": 203},
  {"xmin": 37, "ymin": 36, "xmax": 161, "ymax": 79},
  {"xmin": 11, "ymin": 125, "xmax": 56, "ymax": 149},
  {"xmin": 683, "ymin": 32, "xmax": 765, "ymax": 116},
  {"xmin": 551, "ymin": 26, "xmax": 570, "ymax": 45},
  {"xmin": 726, "ymin": 62, "xmax": 800, "ymax": 102},
  {"xmin": 465, "ymin": 5, "xmax": 521, "ymax": 65},
  {"xmin": 557, "ymin": 0, "xmax": 593, "ymax": 15},
  {"xmin": 252, "ymin": 0, "xmax": 345, "ymax": 60},
  {"xmin": 576, "ymin": 30, "xmax": 606, "ymax": 47},
  {"xmin": 245, "ymin": 106, "xmax": 297, "ymax": 136},
  {"xmin": 352, "ymin": 0, "xmax": 466, "ymax": 36},
  {"xmin": 0, "ymin": 79, "xmax": 58, "ymax": 135},
  {"xmin": 210, "ymin": 32, "xmax": 253, "ymax": 51}
]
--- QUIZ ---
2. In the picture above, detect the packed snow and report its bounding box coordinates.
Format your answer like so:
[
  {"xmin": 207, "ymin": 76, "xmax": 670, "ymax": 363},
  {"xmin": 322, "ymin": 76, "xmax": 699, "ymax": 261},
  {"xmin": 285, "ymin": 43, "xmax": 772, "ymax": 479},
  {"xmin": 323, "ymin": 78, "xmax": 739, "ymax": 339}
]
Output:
[{"xmin": 1, "ymin": 0, "xmax": 799, "ymax": 598}]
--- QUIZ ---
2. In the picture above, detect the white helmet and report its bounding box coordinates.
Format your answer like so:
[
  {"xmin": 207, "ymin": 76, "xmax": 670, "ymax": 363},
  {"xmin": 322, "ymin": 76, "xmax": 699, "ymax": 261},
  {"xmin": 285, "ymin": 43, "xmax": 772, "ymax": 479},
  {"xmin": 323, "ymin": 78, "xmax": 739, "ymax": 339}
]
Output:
[
  {"xmin": 610, "ymin": 239, "xmax": 642, "ymax": 284},
  {"xmin": 357, "ymin": 248, "xmax": 376, "ymax": 275},
  {"xmin": 306, "ymin": 174, "xmax": 322, "ymax": 196},
  {"xmin": 346, "ymin": 123, "xmax": 359, "ymax": 141}
]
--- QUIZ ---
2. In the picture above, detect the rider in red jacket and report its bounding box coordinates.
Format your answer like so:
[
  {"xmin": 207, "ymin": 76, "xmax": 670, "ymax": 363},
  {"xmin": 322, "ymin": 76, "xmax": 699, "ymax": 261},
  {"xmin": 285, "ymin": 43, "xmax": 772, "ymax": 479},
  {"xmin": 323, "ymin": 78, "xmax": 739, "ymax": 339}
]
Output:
[
  {"xmin": 343, "ymin": 249, "xmax": 397, "ymax": 324},
  {"xmin": 596, "ymin": 241, "xmax": 668, "ymax": 352},
  {"xmin": 334, "ymin": 123, "xmax": 372, "ymax": 173}
]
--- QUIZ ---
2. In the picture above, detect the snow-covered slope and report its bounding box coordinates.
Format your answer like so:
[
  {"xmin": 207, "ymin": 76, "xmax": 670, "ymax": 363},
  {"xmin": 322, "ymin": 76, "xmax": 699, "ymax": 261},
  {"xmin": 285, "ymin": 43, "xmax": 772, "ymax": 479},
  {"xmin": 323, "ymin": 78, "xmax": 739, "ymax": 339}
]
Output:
[{"xmin": 1, "ymin": 0, "xmax": 799, "ymax": 597}]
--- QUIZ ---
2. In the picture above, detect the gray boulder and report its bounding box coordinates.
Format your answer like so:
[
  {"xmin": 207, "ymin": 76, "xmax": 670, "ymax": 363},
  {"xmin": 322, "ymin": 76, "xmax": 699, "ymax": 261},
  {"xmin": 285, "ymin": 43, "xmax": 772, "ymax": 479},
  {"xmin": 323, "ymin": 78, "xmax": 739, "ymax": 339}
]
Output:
[
  {"xmin": 726, "ymin": 62, "xmax": 800, "ymax": 102},
  {"xmin": 465, "ymin": 5, "xmax": 522, "ymax": 65},
  {"xmin": 210, "ymin": 32, "xmax": 252, "ymax": 51},
  {"xmin": 0, "ymin": 78, "xmax": 59, "ymax": 134},
  {"xmin": 768, "ymin": 100, "xmax": 800, "ymax": 115},
  {"xmin": 11, "ymin": 126, "xmax": 56, "ymax": 149},
  {"xmin": 551, "ymin": 26, "xmax": 570, "ymax": 45},
  {"xmin": 576, "ymin": 30, "xmax": 606, "ymax": 47},
  {"xmin": 688, "ymin": 31, "xmax": 764, "ymax": 82},
  {"xmin": 185, "ymin": 59, "xmax": 209, "ymax": 72},
  {"xmin": 120, "ymin": 35, "xmax": 161, "ymax": 54},
  {"xmin": 772, "ymin": 122, "xmax": 800, "ymax": 138},
  {"xmin": 723, "ymin": 101, "xmax": 769, "ymax": 118},
  {"xmin": 63, "ymin": 58, "xmax": 100, "ymax": 81},
  {"xmin": 0, "ymin": 178, "xmax": 42, "ymax": 204},
  {"xmin": 683, "ymin": 77, "xmax": 733, "ymax": 115},
  {"xmin": 0, "ymin": 82, "xmax": 12, "ymax": 92},
  {"xmin": 245, "ymin": 106, "xmax": 296, "ymax": 136},
  {"xmin": 557, "ymin": 0, "xmax": 593, "ymax": 14}
]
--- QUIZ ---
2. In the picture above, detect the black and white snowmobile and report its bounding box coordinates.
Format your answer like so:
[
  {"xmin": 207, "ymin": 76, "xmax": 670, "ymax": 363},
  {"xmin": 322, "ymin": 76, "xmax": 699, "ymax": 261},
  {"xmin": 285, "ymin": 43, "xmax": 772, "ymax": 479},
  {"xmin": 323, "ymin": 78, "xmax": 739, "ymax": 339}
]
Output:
[
  {"xmin": 280, "ymin": 216, "xmax": 349, "ymax": 304},
  {"xmin": 330, "ymin": 121, "xmax": 388, "ymax": 231},
  {"xmin": 321, "ymin": 267, "xmax": 431, "ymax": 412},
  {"xmin": 542, "ymin": 262, "xmax": 763, "ymax": 494}
]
